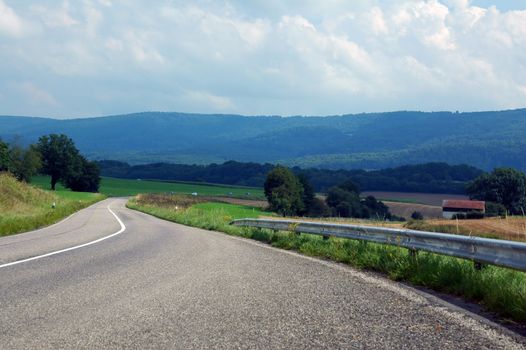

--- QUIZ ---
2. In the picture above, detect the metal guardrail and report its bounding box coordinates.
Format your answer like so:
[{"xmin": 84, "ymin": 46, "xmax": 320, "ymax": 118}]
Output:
[{"xmin": 230, "ymin": 219, "xmax": 526, "ymax": 272}]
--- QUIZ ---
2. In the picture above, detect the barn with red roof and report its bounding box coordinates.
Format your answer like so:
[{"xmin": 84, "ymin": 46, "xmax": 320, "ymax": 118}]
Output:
[{"xmin": 442, "ymin": 199, "xmax": 485, "ymax": 219}]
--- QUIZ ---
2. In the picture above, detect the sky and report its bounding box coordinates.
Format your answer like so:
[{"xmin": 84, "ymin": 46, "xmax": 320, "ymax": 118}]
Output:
[{"xmin": 0, "ymin": 0, "xmax": 525, "ymax": 118}]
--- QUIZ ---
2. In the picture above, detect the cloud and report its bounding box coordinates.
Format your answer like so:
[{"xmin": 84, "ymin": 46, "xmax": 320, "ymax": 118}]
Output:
[
  {"xmin": 0, "ymin": 0, "xmax": 24, "ymax": 36},
  {"xmin": 181, "ymin": 90, "xmax": 234, "ymax": 111},
  {"xmin": 0, "ymin": 0, "xmax": 525, "ymax": 117},
  {"xmin": 30, "ymin": 2, "xmax": 79, "ymax": 28},
  {"xmin": 16, "ymin": 82, "xmax": 59, "ymax": 107}
]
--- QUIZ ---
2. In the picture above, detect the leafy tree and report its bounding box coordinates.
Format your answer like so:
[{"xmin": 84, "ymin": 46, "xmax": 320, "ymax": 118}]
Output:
[
  {"xmin": 326, "ymin": 186, "xmax": 362, "ymax": 217},
  {"xmin": 0, "ymin": 139, "xmax": 9, "ymax": 171},
  {"xmin": 361, "ymin": 195, "xmax": 390, "ymax": 219},
  {"xmin": 63, "ymin": 155, "xmax": 101, "ymax": 192},
  {"xmin": 297, "ymin": 173, "xmax": 315, "ymax": 216},
  {"xmin": 326, "ymin": 179, "xmax": 392, "ymax": 219},
  {"xmin": 466, "ymin": 168, "xmax": 526, "ymax": 215},
  {"xmin": 307, "ymin": 198, "xmax": 331, "ymax": 217},
  {"xmin": 37, "ymin": 134, "xmax": 81, "ymax": 190},
  {"xmin": 8, "ymin": 144, "xmax": 41, "ymax": 182},
  {"xmin": 264, "ymin": 166, "xmax": 304, "ymax": 216}
]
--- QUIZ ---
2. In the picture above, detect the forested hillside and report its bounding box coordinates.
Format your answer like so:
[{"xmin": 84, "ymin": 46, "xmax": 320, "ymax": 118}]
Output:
[
  {"xmin": 98, "ymin": 160, "xmax": 482, "ymax": 194},
  {"xmin": 1, "ymin": 108, "xmax": 525, "ymax": 171}
]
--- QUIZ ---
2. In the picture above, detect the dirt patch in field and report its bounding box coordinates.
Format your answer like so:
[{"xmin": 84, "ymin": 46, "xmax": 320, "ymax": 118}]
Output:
[
  {"xmin": 362, "ymin": 191, "xmax": 468, "ymax": 206},
  {"xmin": 384, "ymin": 201, "xmax": 442, "ymax": 219},
  {"xmin": 205, "ymin": 196, "xmax": 268, "ymax": 208}
]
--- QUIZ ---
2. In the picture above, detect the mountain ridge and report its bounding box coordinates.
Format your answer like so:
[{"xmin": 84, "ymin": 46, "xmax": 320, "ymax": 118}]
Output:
[{"xmin": 1, "ymin": 108, "xmax": 525, "ymax": 171}]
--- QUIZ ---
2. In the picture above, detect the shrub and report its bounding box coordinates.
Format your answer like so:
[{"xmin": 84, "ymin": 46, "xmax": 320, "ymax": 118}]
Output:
[{"xmin": 411, "ymin": 211, "xmax": 424, "ymax": 220}]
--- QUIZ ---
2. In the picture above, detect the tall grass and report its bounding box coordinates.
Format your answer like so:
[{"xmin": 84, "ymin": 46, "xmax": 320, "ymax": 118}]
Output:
[
  {"xmin": 128, "ymin": 195, "xmax": 526, "ymax": 323},
  {"xmin": 0, "ymin": 173, "xmax": 105, "ymax": 236}
]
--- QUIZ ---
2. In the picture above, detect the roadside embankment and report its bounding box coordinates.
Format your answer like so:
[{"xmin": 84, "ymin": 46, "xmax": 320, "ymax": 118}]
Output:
[{"xmin": 0, "ymin": 173, "xmax": 105, "ymax": 236}]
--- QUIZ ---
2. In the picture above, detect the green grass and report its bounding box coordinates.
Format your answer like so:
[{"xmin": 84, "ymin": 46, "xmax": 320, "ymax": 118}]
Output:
[
  {"xmin": 128, "ymin": 195, "xmax": 526, "ymax": 323},
  {"xmin": 32, "ymin": 175, "xmax": 265, "ymax": 199},
  {"xmin": 0, "ymin": 173, "xmax": 105, "ymax": 236},
  {"xmin": 193, "ymin": 202, "xmax": 269, "ymax": 219}
]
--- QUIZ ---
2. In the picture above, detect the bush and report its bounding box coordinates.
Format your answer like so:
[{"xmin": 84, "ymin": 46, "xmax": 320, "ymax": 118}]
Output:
[
  {"xmin": 452, "ymin": 211, "xmax": 485, "ymax": 220},
  {"xmin": 411, "ymin": 211, "xmax": 424, "ymax": 220},
  {"xmin": 307, "ymin": 198, "xmax": 331, "ymax": 217},
  {"xmin": 485, "ymin": 202, "xmax": 507, "ymax": 217}
]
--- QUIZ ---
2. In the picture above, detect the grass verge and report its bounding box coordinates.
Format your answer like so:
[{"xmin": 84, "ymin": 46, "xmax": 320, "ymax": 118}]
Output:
[
  {"xmin": 127, "ymin": 194, "xmax": 526, "ymax": 324},
  {"xmin": 0, "ymin": 173, "xmax": 105, "ymax": 236}
]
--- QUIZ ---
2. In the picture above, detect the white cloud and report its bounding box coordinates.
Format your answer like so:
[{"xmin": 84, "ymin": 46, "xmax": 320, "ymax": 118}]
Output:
[
  {"xmin": 16, "ymin": 82, "xmax": 59, "ymax": 107},
  {"xmin": 0, "ymin": 0, "xmax": 24, "ymax": 36},
  {"xmin": 30, "ymin": 2, "xmax": 79, "ymax": 28},
  {"xmin": 181, "ymin": 90, "xmax": 234, "ymax": 111},
  {"xmin": 0, "ymin": 0, "xmax": 525, "ymax": 117}
]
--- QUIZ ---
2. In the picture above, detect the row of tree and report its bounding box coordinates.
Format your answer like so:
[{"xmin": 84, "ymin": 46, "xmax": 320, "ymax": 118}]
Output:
[
  {"xmin": 97, "ymin": 160, "xmax": 481, "ymax": 194},
  {"xmin": 0, "ymin": 134, "xmax": 100, "ymax": 192},
  {"xmin": 263, "ymin": 165, "xmax": 526, "ymax": 220},
  {"xmin": 264, "ymin": 166, "xmax": 394, "ymax": 220}
]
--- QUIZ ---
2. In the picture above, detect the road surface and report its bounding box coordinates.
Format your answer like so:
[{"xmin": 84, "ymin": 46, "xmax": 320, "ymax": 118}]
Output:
[{"xmin": 0, "ymin": 198, "xmax": 524, "ymax": 349}]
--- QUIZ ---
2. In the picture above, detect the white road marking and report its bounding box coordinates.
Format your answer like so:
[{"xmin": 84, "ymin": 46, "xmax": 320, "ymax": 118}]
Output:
[{"xmin": 0, "ymin": 205, "xmax": 126, "ymax": 269}]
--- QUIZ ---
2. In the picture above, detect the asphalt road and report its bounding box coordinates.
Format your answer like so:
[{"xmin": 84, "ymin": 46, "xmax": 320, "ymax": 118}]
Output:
[{"xmin": 0, "ymin": 198, "xmax": 524, "ymax": 349}]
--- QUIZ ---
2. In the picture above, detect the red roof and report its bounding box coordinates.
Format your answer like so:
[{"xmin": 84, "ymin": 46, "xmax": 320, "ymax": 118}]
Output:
[{"xmin": 442, "ymin": 200, "xmax": 485, "ymax": 210}]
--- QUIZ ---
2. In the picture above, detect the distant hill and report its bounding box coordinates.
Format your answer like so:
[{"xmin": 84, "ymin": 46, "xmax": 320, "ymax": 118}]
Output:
[{"xmin": 1, "ymin": 109, "xmax": 525, "ymax": 171}]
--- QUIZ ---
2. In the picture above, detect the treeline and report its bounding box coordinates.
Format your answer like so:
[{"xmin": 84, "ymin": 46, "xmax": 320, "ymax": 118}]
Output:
[
  {"xmin": 98, "ymin": 160, "xmax": 482, "ymax": 194},
  {"xmin": 0, "ymin": 135, "xmax": 100, "ymax": 192},
  {"xmin": 265, "ymin": 166, "xmax": 401, "ymax": 220}
]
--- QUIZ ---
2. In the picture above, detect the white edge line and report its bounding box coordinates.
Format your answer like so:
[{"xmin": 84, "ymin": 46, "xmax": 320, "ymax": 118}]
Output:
[{"xmin": 0, "ymin": 205, "xmax": 126, "ymax": 269}]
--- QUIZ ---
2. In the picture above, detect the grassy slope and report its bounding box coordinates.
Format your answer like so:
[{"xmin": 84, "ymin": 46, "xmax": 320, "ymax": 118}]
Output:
[
  {"xmin": 128, "ymin": 195, "xmax": 526, "ymax": 323},
  {"xmin": 0, "ymin": 173, "xmax": 105, "ymax": 236},
  {"xmin": 32, "ymin": 175, "xmax": 265, "ymax": 198}
]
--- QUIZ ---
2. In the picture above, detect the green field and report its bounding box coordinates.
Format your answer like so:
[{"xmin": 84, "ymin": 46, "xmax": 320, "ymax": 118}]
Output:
[
  {"xmin": 193, "ymin": 202, "xmax": 268, "ymax": 219},
  {"xmin": 32, "ymin": 176, "xmax": 265, "ymax": 198}
]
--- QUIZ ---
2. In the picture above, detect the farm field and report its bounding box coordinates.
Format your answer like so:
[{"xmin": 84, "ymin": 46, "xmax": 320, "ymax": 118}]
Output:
[
  {"xmin": 361, "ymin": 191, "xmax": 468, "ymax": 206},
  {"xmin": 383, "ymin": 201, "xmax": 442, "ymax": 219},
  {"xmin": 410, "ymin": 217, "xmax": 526, "ymax": 242},
  {"xmin": 32, "ymin": 176, "xmax": 265, "ymax": 199}
]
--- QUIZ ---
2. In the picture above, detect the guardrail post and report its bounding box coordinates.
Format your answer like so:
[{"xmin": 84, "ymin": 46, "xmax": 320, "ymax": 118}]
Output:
[{"xmin": 408, "ymin": 248, "xmax": 418, "ymax": 259}]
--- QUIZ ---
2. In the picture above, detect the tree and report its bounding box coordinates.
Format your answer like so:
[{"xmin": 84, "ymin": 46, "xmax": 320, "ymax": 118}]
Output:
[
  {"xmin": 0, "ymin": 139, "xmax": 9, "ymax": 171},
  {"xmin": 326, "ymin": 179, "xmax": 392, "ymax": 219},
  {"xmin": 264, "ymin": 166, "xmax": 304, "ymax": 216},
  {"xmin": 326, "ymin": 186, "xmax": 362, "ymax": 217},
  {"xmin": 361, "ymin": 195, "xmax": 390, "ymax": 219},
  {"xmin": 466, "ymin": 168, "xmax": 526, "ymax": 215},
  {"xmin": 8, "ymin": 143, "xmax": 41, "ymax": 182},
  {"xmin": 63, "ymin": 155, "xmax": 101, "ymax": 192},
  {"xmin": 37, "ymin": 134, "xmax": 81, "ymax": 190},
  {"xmin": 297, "ymin": 173, "xmax": 315, "ymax": 216}
]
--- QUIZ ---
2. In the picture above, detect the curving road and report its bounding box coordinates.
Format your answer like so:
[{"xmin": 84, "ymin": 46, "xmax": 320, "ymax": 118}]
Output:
[{"xmin": 0, "ymin": 198, "xmax": 524, "ymax": 349}]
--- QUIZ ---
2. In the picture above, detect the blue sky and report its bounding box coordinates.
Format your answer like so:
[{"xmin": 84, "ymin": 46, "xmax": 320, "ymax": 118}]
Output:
[{"xmin": 0, "ymin": 0, "xmax": 525, "ymax": 118}]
